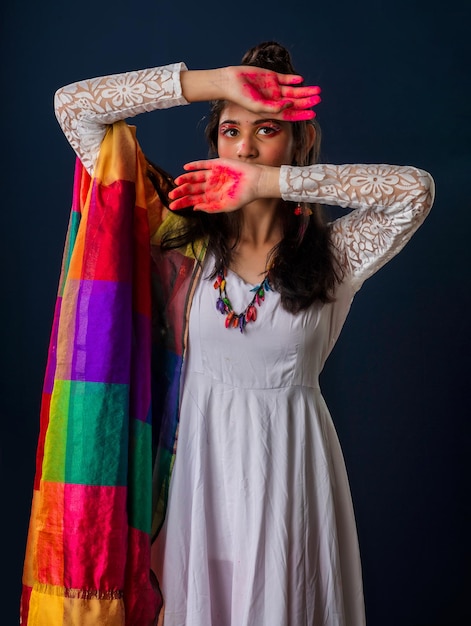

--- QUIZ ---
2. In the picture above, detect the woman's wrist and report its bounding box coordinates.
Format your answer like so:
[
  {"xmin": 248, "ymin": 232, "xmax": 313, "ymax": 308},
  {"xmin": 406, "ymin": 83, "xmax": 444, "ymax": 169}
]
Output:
[
  {"xmin": 180, "ymin": 67, "xmax": 229, "ymax": 102},
  {"xmin": 257, "ymin": 165, "xmax": 282, "ymax": 200}
]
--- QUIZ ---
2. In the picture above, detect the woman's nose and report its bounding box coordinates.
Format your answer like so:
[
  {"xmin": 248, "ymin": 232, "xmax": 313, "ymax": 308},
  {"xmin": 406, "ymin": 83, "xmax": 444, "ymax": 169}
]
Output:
[{"xmin": 237, "ymin": 136, "xmax": 258, "ymax": 159}]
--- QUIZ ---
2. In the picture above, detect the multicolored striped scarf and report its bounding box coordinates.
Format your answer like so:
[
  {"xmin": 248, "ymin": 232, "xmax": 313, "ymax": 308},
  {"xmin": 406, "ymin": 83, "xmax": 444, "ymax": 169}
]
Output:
[{"xmin": 21, "ymin": 121, "xmax": 200, "ymax": 625}]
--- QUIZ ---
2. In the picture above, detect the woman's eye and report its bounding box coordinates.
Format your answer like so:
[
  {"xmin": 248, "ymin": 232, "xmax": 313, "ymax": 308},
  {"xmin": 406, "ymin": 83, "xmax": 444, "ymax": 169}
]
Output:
[
  {"xmin": 258, "ymin": 125, "xmax": 280, "ymax": 136},
  {"xmin": 220, "ymin": 126, "xmax": 239, "ymax": 138}
]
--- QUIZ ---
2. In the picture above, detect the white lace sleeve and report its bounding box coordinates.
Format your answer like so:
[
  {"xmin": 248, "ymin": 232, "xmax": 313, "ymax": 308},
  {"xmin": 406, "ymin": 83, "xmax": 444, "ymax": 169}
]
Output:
[
  {"xmin": 280, "ymin": 163, "xmax": 435, "ymax": 288},
  {"xmin": 54, "ymin": 62, "xmax": 189, "ymax": 175}
]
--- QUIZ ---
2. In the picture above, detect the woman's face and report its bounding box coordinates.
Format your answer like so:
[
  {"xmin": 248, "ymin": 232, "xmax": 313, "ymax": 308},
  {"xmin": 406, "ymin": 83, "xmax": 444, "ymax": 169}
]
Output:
[{"xmin": 217, "ymin": 103, "xmax": 295, "ymax": 167}]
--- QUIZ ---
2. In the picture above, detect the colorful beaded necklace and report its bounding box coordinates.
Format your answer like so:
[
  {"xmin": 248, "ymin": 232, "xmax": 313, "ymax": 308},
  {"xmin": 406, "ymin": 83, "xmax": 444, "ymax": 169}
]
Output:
[{"xmin": 213, "ymin": 268, "xmax": 272, "ymax": 333}]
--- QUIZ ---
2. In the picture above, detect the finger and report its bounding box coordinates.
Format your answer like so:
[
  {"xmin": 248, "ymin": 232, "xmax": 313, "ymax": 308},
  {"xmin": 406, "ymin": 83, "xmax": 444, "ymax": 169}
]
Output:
[
  {"xmin": 173, "ymin": 171, "xmax": 208, "ymax": 187},
  {"xmin": 182, "ymin": 160, "xmax": 214, "ymax": 172},
  {"xmin": 278, "ymin": 100, "xmax": 294, "ymax": 111},
  {"xmin": 276, "ymin": 73, "xmax": 304, "ymax": 85},
  {"xmin": 264, "ymin": 100, "xmax": 295, "ymax": 114},
  {"xmin": 261, "ymin": 98, "xmax": 318, "ymax": 119},
  {"xmin": 169, "ymin": 184, "xmax": 189, "ymax": 200},
  {"xmin": 281, "ymin": 85, "xmax": 322, "ymax": 99},
  {"xmin": 169, "ymin": 196, "xmax": 191, "ymax": 210},
  {"xmin": 289, "ymin": 94, "xmax": 322, "ymax": 110},
  {"xmin": 169, "ymin": 198, "xmax": 190, "ymax": 211},
  {"xmin": 170, "ymin": 193, "xmax": 205, "ymax": 211},
  {"xmin": 169, "ymin": 183, "xmax": 204, "ymax": 200},
  {"xmin": 281, "ymin": 108, "xmax": 316, "ymax": 122}
]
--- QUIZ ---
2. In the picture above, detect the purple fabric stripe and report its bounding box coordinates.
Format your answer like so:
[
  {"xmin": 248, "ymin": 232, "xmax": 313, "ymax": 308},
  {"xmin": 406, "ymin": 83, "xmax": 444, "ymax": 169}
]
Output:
[
  {"xmin": 129, "ymin": 311, "xmax": 151, "ymax": 422},
  {"xmin": 68, "ymin": 279, "xmax": 132, "ymax": 384}
]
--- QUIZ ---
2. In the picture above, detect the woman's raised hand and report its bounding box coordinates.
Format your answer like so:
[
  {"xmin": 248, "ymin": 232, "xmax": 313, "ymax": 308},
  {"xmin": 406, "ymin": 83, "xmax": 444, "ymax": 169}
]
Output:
[
  {"xmin": 168, "ymin": 159, "xmax": 274, "ymax": 213},
  {"xmin": 181, "ymin": 66, "xmax": 321, "ymax": 121},
  {"xmin": 223, "ymin": 66, "xmax": 321, "ymax": 121}
]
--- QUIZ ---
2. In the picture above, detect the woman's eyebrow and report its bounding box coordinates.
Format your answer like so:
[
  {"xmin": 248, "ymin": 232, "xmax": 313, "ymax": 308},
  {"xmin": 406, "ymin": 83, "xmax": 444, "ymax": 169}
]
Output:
[
  {"xmin": 252, "ymin": 118, "xmax": 282, "ymax": 125},
  {"xmin": 219, "ymin": 118, "xmax": 281, "ymax": 125},
  {"xmin": 219, "ymin": 118, "xmax": 239, "ymax": 125}
]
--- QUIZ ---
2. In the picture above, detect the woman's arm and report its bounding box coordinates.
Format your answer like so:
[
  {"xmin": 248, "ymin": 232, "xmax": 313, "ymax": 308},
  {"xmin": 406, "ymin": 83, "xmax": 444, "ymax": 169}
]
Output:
[
  {"xmin": 280, "ymin": 162, "xmax": 434, "ymax": 287},
  {"xmin": 55, "ymin": 64, "xmax": 321, "ymax": 176},
  {"xmin": 54, "ymin": 63, "xmax": 189, "ymax": 175},
  {"xmin": 169, "ymin": 159, "xmax": 434, "ymax": 287}
]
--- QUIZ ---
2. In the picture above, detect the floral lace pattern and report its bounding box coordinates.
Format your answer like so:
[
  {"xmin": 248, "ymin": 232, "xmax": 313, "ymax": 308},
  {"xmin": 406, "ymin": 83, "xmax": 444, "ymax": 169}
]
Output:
[
  {"xmin": 280, "ymin": 163, "xmax": 434, "ymax": 287},
  {"xmin": 54, "ymin": 63, "xmax": 188, "ymax": 174}
]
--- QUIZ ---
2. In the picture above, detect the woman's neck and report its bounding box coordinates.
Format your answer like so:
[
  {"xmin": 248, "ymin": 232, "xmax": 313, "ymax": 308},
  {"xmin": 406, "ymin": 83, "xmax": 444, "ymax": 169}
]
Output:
[
  {"xmin": 237, "ymin": 198, "xmax": 283, "ymax": 248},
  {"xmin": 228, "ymin": 198, "xmax": 283, "ymax": 284}
]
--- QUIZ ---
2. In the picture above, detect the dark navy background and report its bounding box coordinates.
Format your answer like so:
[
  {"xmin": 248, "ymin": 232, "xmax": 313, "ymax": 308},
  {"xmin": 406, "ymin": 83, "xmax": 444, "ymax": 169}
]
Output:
[{"xmin": 2, "ymin": 0, "xmax": 470, "ymax": 623}]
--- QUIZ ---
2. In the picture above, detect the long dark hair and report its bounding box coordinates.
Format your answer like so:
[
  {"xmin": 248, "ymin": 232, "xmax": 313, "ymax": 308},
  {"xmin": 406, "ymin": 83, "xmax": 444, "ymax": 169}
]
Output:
[{"xmin": 154, "ymin": 41, "xmax": 343, "ymax": 313}]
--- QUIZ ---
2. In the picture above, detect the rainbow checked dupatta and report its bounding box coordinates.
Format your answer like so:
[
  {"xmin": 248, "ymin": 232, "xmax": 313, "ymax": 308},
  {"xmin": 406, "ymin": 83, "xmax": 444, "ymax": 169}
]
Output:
[{"xmin": 20, "ymin": 120, "xmax": 183, "ymax": 625}]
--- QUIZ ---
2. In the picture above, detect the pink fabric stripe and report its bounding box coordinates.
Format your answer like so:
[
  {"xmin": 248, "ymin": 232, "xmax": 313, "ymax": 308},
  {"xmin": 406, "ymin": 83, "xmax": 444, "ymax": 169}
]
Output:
[
  {"xmin": 63, "ymin": 484, "xmax": 128, "ymax": 590},
  {"xmin": 124, "ymin": 527, "xmax": 161, "ymax": 623}
]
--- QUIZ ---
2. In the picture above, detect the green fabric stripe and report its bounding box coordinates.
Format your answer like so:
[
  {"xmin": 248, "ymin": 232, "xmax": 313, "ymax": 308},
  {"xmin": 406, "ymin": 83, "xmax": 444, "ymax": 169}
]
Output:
[
  {"xmin": 42, "ymin": 379, "xmax": 70, "ymax": 482},
  {"xmin": 59, "ymin": 210, "xmax": 81, "ymax": 297},
  {"xmin": 127, "ymin": 419, "xmax": 152, "ymax": 532},
  {"xmin": 43, "ymin": 380, "xmax": 129, "ymax": 486}
]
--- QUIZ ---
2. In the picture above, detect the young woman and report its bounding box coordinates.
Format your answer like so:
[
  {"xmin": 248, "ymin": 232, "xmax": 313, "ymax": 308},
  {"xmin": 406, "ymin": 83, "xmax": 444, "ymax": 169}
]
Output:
[{"xmin": 23, "ymin": 42, "xmax": 434, "ymax": 626}]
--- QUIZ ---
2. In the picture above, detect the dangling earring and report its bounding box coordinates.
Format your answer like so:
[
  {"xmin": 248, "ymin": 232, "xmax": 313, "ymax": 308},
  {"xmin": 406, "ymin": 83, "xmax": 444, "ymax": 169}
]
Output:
[{"xmin": 294, "ymin": 202, "xmax": 313, "ymax": 216}]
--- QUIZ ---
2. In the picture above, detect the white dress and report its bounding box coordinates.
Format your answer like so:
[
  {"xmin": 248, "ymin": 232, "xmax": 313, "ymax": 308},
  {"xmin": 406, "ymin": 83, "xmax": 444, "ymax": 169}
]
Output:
[
  {"xmin": 152, "ymin": 260, "xmax": 364, "ymax": 626},
  {"xmin": 54, "ymin": 62, "xmax": 435, "ymax": 626}
]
